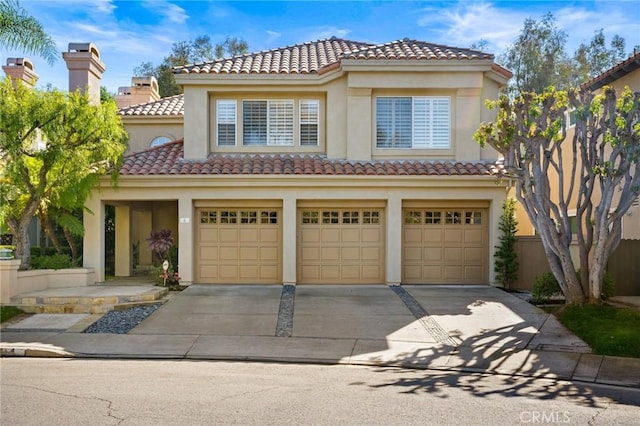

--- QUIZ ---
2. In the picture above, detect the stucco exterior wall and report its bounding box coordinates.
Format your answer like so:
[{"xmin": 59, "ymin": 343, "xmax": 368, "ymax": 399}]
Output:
[
  {"xmin": 85, "ymin": 176, "xmax": 506, "ymax": 285},
  {"xmin": 123, "ymin": 120, "xmax": 184, "ymax": 153},
  {"xmin": 175, "ymin": 66, "xmax": 506, "ymax": 163}
]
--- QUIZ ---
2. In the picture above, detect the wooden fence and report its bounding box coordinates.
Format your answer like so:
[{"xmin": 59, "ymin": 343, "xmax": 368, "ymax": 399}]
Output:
[{"xmin": 511, "ymin": 237, "xmax": 640, "ymax": 296}]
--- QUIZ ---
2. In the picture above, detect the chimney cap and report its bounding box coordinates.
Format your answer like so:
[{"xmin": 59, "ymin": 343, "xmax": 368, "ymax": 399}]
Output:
[
  {"xmin": 131, "ymin": 75, "xmax": 158, "ymax": 89},
  {"xmin": 67, "ymin": 42, "xmax": 101, "ymax": 58},
  {"xmin": 117, "ymin": 86, "xmax": 132, "ymax": 95},
  {"xmin": 5, "ymin": 57, "xmax": 35, "ymax": 71}
]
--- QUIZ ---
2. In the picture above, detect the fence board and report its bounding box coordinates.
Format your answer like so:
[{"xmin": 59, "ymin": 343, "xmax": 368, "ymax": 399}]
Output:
[
  {"xmin": 607, "ymin": 239, "xmax": 640, "ymax": 296},
  {"xmin": 512, "ymin": 237, "xmax": 551, "ymax": 291},
  {"xmin": 513, "ymin": 237, "xmax": 640, "ymax": 296}
]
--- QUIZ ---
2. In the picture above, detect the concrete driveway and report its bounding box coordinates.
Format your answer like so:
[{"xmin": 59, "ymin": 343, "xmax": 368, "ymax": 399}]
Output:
[{"xmin": 5, "ymin": 283, "xmax": 640, "ymax": 387}]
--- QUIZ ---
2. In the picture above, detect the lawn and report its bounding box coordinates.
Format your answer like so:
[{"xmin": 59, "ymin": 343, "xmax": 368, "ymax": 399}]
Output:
[
  {"xmin": 558, "ymin": 304, "xmax": 640, "ymax": 358},
  {"xmin": 0, "ymin": 306, "xmax": 24, "ymax": 323}
]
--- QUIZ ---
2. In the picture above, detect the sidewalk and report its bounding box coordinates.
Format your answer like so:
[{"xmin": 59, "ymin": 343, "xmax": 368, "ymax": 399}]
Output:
[{"xmin": 2, "ymin": 285, "xmax": 639, "ymax": 388}]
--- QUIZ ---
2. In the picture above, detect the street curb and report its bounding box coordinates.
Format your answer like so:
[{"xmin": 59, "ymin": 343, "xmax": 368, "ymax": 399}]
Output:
[
  {"xmin": 1, "ymin": 345, "xmax": 75, "ymax": 358},
  {"xmin": 2, "ymin": 343, "xmax": 639, "ymax": 389}
]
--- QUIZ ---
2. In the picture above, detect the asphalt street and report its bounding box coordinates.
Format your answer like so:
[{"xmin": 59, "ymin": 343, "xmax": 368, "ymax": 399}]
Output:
[{"xmin": 2, "ymin": 358, "xmax": 639, "ymax": 425}]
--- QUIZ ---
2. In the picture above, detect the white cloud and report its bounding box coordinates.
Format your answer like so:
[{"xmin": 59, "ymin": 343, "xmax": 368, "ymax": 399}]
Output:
[
  {"xmin": 416, "ymin": 1, "xmax": 640, "ymax": 55},
  {"xmin": 417, "ymin": 2, "xmax": 527, "ymax": 51},
  {"xmin": 305, "ymin": 26, "xmax": 351, "ymax": 41},
  {"xmin": 265, "ymin": 30, "xmax": 281, "ymax": 45},
  {"xmin": 142, "ymin": 0, "xmax": 188, "ymax": 25}
]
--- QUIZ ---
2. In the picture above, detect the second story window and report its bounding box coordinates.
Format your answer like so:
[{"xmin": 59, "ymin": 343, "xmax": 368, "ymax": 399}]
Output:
[
  {"xmin": 300, "ymin": 100, "xmax": 319, "ymax": 146},
  {"xmin": 217, "ymin": 100, "xmax": 237, "ymax": 146},
  {"xmin": 243, "ymin": 100, "xmax": 294, "ymax": 146},
  {"xmin": 216, "ymin": 98, "xmax": 321, "ymax": 147},
  {"xmin": 376, "ymin": 96, "xmax": 450, "ymax": 149}
]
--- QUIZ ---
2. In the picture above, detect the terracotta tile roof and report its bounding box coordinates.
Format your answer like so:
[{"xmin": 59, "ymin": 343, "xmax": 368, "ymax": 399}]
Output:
[
  {"xmin": 119, "ymin": 140, "xmax": 504, "ymax": 177},
  {"xmin": 341, "ymin": 39, "xmax": 493, "ymax": 61},
  {"xmin": 581, "ymin": 51, "xmax": 640, "ymax": 91},
  {"xmin": 175, "ymin": 37, "xmax": 495, "ymax": 75},
  {"xmin": 119, "ymin": 94, "xmax": 184, "ymax": 117}
]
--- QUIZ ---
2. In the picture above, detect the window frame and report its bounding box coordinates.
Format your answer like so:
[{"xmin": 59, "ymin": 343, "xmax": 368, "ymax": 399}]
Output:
[
  {"xmin": 299, "ymin": 99, "xmax": 319, "ymax": 146},
  {"xmin": 214, "ymin": 96, "xmax": 322, "ymax": 149},
  {"xmin": 375, "ymin": 96, "xmax": 451, "ymax": 150},
  {"xmin": 216, "ymin": 99, "xmax": 237, "ymax": 146}
]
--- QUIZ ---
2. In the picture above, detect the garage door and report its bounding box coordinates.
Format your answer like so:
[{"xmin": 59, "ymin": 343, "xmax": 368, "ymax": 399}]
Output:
[
  {"xmin": 403, "ymin": 207, "xmax": 488, "ymax": 284},
  {"xmin": 297, "ymin": 207, "xmax": 385, "ymax": 284},
  {"xmin": 196, "ymin": 207, "xmax": 281, "ymax": 283}
]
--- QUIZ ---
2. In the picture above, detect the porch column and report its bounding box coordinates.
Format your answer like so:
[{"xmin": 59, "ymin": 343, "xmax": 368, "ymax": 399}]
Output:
[
  {"xmin": 136, "ymin": 210, "xmax": 153, "ymax": 268},
  {"xmin": 177, "ymin": 196, "xmax": 193, "ymax": 284},
  {"xmin": 386, "ymin": 195, "xmax": 402, "ymax": 285},
  {"xmin": 115, "ymin": 205, "xmax": 132, "ymax": 276},
  {"xmin": 282, "ymin": 195, "xmax": 297, "ymax": 285},
  {"xmin": 83, "ymin": 194, "xmax": 104, "ymax": 282}
]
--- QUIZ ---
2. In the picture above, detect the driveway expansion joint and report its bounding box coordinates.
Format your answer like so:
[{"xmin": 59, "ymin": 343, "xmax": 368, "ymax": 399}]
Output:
[
  {"xmin": 275, "ymin": 285, "xmax": 295, "ymax": 337},
  {"xmin": 390, "ymin": 285, "xmax": 459, "ymax": 347}
]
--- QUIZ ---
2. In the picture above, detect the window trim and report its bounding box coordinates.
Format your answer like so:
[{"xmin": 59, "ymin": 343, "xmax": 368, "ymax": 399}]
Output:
[
  {"xmin": 216, "ymin": 99, "xmax": 237, "ymax": 146},
  {"xmin": 375, "ymin": 96, "xmax": 451, "ymax": 150},
  {"xmin": 299, "ymin": 99, "xmax": 319, "ymax": 146},
  {"xmin": 242, "ymin": 99, "xmax": 295, "ymax": 147}
]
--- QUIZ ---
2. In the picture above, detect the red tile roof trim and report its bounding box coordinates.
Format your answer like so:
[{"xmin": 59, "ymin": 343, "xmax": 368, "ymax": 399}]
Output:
[
  {"xmin": 119, "ymin": 140, "xmax": 505, "ymax": 177},
  {"xmin": 581, "ymin": 51, "xmax": 640, "ymax": 91},
  {"xmin": 119, "ymin": 94, "xmax": 184, "ymax": 117}
]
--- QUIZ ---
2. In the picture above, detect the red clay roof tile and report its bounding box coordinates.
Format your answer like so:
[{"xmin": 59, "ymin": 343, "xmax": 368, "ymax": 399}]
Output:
[
  {"xmin": 119, "ymin": 140, "xmax": 504, "ymax": 178},
  {"xmin": 118, "ymin": 94, "xmax": 184, "ymax": 117},
  {"xmin": 175, "ymin": 37, "xmax": 495, "ymax": 75}
]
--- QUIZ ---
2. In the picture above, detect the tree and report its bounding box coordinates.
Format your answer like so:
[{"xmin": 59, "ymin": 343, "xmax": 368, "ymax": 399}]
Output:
[
  {"xmin": 134, "ymin": 35, "xmax": 248, "ymax": 97},
  {"xmin": 494, "ymin": 198, "xmax": 519, "ymax": 288},
  {"xmin": 0, "ymin": 0, "xmax": 57, "ymax": 65},
  {"xmin": 499, "ymin": 13, "xmax": 572, "ymax": 95},
  {"xmin": 0, "ymin": 78, "xmax": 128, "ymax": 269},
  {"xmin": 475, "ymin": 87, "xmax": 640, "ymax": 304},
  {"xmin": 500, "ymin": 13, "xmax": 630, "ymax": 95},
  {"xmin": 573, "ymin": 29, "xmax": 626, "ymax": 82}
]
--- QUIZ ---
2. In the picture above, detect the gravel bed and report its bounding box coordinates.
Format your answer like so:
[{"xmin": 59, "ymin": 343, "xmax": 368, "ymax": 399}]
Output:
[{"xmin": 83, "ymin": 304, "xmax": 162, "ymax": 334}]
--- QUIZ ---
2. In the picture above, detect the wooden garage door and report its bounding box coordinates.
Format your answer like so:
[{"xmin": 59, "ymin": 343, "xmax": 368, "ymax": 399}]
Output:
[
  {"xmin": 196, "ymin": 208, "xmax": 281, "ymax": 283},
  {"xmin": 403, "ymin": 208, "xmax": 488, "ymax": 284},
  {"xmin": 297, "ymin": 208, "xmax": 385, "ymax": 284}
]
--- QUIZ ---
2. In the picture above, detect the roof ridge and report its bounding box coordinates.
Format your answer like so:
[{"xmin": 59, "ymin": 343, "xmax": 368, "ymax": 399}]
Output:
[
  {"xmin": 173, "ymin": 37, "xmax": 374, "ymax": 72},
  {"xmin": 122, "ymin": 139, "xmax": 183, "ymax": 158},
  {"xmin": 118, "ymin": 93, "xmax": 183, "ymax": 111},
  {"xmin": 345, "ymin": 38, "xmax": 493, "ymax": 58}
]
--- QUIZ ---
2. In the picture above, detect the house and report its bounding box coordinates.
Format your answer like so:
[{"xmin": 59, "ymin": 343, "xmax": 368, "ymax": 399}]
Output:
[
  {"xmin": 57, "ymin": 37, "xmax": 510, "ymax": 286},
  {"xmin": 515, "ymin": 51, "xmax": 640, "ymax": 238}
]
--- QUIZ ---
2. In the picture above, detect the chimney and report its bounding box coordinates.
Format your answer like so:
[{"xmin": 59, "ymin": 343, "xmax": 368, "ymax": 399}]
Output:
[
  {"xmin": 3, "ymin": 58, "xmax": 39, "ymax": 88},
  {"xmin": 114, "ymin": 76, "xmax": 160, "ymax": 108},
  {"xmin": 62, "ymin": 42, "xmax": 105, "ymax": 104}
]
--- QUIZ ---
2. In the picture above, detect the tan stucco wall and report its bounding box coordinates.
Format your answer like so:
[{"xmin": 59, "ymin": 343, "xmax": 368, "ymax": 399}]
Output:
[
  {"xmin": 177, "ymin": 65, "xmax": 505, "ymax": 163},
  {"xmin": 123, "ymin": 120, "xmax": 184, "ymax": 153},
  {"xmin": 85, "ymin": 176, "xmax": 507, "ymax": 285}
]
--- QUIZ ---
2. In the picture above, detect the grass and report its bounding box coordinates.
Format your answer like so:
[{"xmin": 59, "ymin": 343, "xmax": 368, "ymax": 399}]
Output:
[
  {"xmin": 557, "ymin": 304, "xmax": 640, "ymax": 358},
  {"xmin": 0, "ymin": 306, "xmax": 24, "ymax": 323}
]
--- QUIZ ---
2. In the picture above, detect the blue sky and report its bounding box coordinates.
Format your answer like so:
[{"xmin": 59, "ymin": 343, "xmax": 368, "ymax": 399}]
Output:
[{"xmin": 3, "ymin": 0, "xmax": 639, "ymax": 93}]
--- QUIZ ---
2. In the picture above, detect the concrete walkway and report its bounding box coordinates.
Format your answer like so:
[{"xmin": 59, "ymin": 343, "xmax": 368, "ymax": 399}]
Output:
[{"xmin": 2, "ymin": 285, "xmax": 639, "ymax": 388}]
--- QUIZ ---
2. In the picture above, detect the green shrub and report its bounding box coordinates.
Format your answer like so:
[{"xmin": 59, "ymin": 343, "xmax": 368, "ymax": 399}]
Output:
[
  {"xmin": 30, "ymin": 246, "xmax": 72, "ymax": 257},
  {"xmin": 30, "ymin": 254, "xmax": 73, "ymax": 270},
  {"xmin": 532, "ymin": 272, "xmax": 562, "ymax": 303},
  {"xmin": 601, "ymin": 272, "xmax": 616, "ymax": 300},
  {"xmin": 533, "ymin": 270, "xmax": 616, "ymax": 303},
  {"xmin": 575, "ymin": 269, "xmax": 616, "ymax": 300}
]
